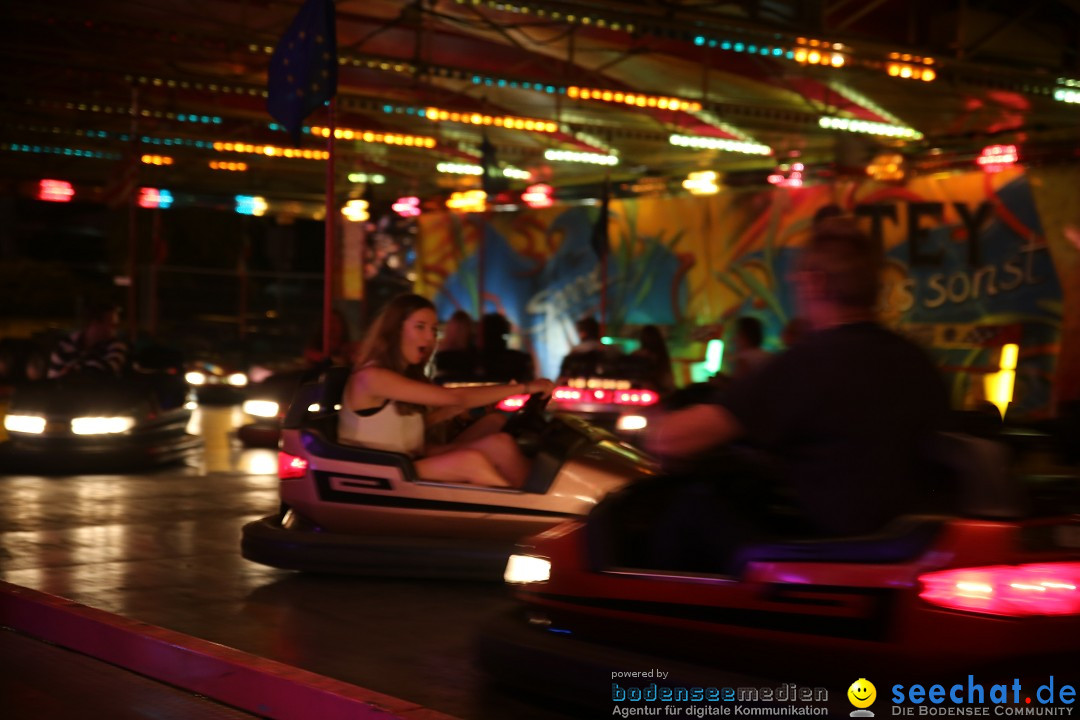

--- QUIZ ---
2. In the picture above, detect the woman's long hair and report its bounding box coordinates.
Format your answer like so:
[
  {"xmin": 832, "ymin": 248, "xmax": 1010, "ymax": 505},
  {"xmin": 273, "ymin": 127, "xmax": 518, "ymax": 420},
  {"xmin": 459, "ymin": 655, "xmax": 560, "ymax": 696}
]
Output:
[{"xmin": 354, "ymin": 293, "xmax": 435, "ymax": 413}]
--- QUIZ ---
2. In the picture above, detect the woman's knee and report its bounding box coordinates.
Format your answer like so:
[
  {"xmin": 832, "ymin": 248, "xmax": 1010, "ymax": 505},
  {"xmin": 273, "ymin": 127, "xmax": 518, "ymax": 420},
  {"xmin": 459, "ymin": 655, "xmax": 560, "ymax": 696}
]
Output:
[{"xmin": 473, "ymin": 431, "xmax": 519, "ymax": 455}]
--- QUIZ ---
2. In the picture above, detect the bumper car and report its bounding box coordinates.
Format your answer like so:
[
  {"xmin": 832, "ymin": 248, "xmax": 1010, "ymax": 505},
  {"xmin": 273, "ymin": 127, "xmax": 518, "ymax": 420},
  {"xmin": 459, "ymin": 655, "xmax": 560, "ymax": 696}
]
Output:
[
  {"xmin": 477, "ymin": 435, "xmax": 1080, "ymax": 713},
  {"xmin": 0, "ymin": 370, "xmax": 201, "ymax": 474},
  {"xmin": 241, "ymin": 368, "xmax": 659, "ymax": 580},
  {"xmin": 184, "ymin": 358, "xmax": 249, "ymax": 406},
  {"xmin": 553, "ymin": 353, "xmax": 663, "ymax": 440},
  {"xmin": 237, "ymin": 366, "xmax": 323, "ymax": 447}
]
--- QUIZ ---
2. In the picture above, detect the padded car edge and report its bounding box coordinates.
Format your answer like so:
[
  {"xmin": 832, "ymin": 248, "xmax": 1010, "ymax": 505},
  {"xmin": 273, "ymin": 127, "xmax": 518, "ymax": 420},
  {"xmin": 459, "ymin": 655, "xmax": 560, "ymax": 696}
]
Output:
[{"xmin": 240, "ymin": 515, "xmax": 514, "ymax": 581}]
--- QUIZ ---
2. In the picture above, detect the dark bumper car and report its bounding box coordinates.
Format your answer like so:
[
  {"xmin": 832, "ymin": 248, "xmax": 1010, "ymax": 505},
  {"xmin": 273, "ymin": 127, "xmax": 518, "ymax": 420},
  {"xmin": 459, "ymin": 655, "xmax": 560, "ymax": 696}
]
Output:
[
  {"xmin": 552, "ymin": 352, "xmax": 664, "ymax": 441},
  {"xmin": 185, "ymin": 359, "xmax": 248, "ymax": 406},
  {"xmin": 477, "ymin": 435, "xmax": 1080, "ymax": 713},
  {"xmin": 0, "ymin": 371, "xmax": 201, "ymax": 473},
  {"xmin": 237, "ymin": 366, "xmax": 322, "ymax": 447}
]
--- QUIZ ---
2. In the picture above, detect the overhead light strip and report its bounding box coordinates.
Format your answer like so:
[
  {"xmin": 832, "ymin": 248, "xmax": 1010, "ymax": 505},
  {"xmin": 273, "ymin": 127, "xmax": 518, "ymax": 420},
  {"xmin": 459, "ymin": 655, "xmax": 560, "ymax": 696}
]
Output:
[
  {"xmin": 544, "ymin": 149, "xmax": 618, "ymax": 165},
  {"xmin": 819, "ymin": 116, "xmax": 923, "ymax": 139},
  {"xmin": 567, "ymin": 86, "xmax": 701, "ymax": 113},
  {"xmin": 309, "ymin": 125, "xmax": 437, "ymax": 148},
  {"xmin": 423, "ymin": 107, "xmax": 558, "ymax": 133},
  {"xmin": 2, "ymin": 143, "xmax": 119, "ymax": 160},
  {"xmin": 669, "ymin": 135, "xmax": 772, "ymax": 155}
]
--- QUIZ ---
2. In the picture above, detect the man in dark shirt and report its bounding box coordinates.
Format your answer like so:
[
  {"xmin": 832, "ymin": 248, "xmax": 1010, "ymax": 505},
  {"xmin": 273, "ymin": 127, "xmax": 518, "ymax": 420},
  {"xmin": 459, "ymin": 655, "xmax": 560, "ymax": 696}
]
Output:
[{"xmin": 646, "ymin": 220, "xmax": 948, "ymax": 554}]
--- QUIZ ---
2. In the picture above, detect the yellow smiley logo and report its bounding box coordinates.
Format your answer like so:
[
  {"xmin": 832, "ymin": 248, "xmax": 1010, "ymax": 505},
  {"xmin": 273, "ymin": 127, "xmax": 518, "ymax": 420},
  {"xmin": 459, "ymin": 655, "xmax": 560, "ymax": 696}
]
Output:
[{"xmin": 847, "ymin": 678, "xmax": 877, "ymax": 709}]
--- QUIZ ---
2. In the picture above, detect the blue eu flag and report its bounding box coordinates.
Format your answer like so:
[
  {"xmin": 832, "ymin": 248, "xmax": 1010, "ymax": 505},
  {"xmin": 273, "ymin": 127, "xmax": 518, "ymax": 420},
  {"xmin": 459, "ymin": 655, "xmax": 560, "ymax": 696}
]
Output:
[{"xmin": 267, "ymin": 0, "xmax": 338, "ymax": 144}]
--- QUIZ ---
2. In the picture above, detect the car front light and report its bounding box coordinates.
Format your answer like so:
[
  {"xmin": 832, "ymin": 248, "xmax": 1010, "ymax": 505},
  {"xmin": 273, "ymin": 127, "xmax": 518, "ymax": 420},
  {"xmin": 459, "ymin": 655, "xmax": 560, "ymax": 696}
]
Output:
[
  {"xmin": 71, "ymin": 416, "xmax": 136, "ymax": 435},
  {"xmin": 227, "ymin": 372, "xmax": 248, "ymax": 387},
  {"xmin": 4, "ymin": 414, "xmax": 46, "ymax": 434},
  {"xmin": 185, "ymin": 371, "xmax": 207, "ymax": 386},
  {"xmin": 504, "ymin": 554, "xmax": 551, "ymax": 584},
  {"xmin": 242, "ymin": 400, "xmax": 279, "ymax": 418}
]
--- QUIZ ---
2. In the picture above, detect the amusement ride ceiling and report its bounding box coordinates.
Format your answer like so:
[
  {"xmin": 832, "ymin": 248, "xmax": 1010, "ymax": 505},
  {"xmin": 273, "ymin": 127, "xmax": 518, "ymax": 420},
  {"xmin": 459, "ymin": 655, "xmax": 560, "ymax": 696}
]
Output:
[{"xmin": 1, "ymin": 0, "xmax": 1079, "ymax": 213}]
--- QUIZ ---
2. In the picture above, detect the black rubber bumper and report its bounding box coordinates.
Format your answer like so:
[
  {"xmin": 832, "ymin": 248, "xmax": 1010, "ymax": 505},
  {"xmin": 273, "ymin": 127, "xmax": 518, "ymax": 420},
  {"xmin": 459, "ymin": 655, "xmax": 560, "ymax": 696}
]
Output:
[
  {"xmin": 235, "ymin": 422, "xmax": 281, "ymax": 448},
  {"xmin": 240, "ymin": 515, "xmax": 515, "ymax": 581},
  {"xmin": 0, "ymin": 433, "xmax": 202, "ymax": 474}
]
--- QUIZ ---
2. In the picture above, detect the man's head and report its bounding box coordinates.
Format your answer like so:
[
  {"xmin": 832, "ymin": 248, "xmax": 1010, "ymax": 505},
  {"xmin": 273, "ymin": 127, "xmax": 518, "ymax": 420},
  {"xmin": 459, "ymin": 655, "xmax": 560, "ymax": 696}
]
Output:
[
  {"xmin": 794, "ymin": 220, "xmax": 882, "ymax": 326},
  {"xmin": 480, "ymin": 312, "xmax": 511, "ymax": 351},
  {"xmin": 575, "ymin": 316, "xmax": 600, "ymax": 342},
  {"xmin": 734, "ymin": 316, "xmax": 764, "ymax": 351},
  {"xmin": 84, "ymin": 303, "xmax": 121, "ymax": 347}
]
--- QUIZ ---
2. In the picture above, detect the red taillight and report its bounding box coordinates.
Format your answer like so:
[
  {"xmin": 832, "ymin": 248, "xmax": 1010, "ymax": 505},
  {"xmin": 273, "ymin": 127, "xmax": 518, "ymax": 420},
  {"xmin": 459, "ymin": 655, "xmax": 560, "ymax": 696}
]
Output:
[
  {"xmin": 615, "ymin": 390, "xmax": 658, "ymax": 406},
  {"xmin": 919, "ymin": 563, "xmax": 1080, "ymax": 617},
  {"xmin": 497, "ymin": 394, "xmax": 530, "ymax": 412},
  {"xmin": 552, "ymin": 387, "xmax": 581, "ymax": 401},
  {"xmin": 277, "ymin": 452, "xmax": 309, "ymax": 479}
]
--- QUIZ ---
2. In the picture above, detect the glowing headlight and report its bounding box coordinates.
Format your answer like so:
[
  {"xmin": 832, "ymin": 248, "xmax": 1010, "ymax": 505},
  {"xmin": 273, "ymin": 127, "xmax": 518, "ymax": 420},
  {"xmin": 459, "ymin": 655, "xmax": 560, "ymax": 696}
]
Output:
[
  {"xmin": 243, "ymin": 400, "xmax": 279, "ymax": 418},
  {"xmin": 71, "ymin": 416, "xmax": 136, "ymax": 435},
  {"xmin": 307, "ymin": 402, "xmax": 321, "ymax": 413},
  {"xmin": 185, "ymin": 371, "xmax": 207, "ymax": 385},
  {"xmin": 227, "ymin": 372, "xmax": 248, "ymax": 387},
  {"xmin": 616, "ymin": 414, "xmax": 648, "ymax": 431},
  {"xmin": 504, "ymin": 554, "xmax": 551, "ymax": 584},
  {"xmin": 4, "ymin": 415, "xmax": 46, "ymax": 434}
]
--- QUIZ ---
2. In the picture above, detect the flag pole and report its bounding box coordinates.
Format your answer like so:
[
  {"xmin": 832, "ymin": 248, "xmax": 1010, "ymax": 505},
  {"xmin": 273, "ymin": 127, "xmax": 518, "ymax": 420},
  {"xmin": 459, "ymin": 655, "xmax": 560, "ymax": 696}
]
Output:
[
  {"xmin": 323, "ymin": 98, "xmax": 336, "ymax": 358},
  {"xmin": 599, "ymin": 173, "xmax": 610, "ymax": 338},
  {"xmin": 125, "ymin": 86, "xmax": 140, "ymax": 340}
]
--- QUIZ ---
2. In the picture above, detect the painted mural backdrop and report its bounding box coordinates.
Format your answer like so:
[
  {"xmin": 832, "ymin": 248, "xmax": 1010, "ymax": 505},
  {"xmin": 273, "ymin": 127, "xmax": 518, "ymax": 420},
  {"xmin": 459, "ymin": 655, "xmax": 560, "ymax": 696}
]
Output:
[{"xmin": 417, "ymin": 169, "xmax": 1073, "ymax": 418}]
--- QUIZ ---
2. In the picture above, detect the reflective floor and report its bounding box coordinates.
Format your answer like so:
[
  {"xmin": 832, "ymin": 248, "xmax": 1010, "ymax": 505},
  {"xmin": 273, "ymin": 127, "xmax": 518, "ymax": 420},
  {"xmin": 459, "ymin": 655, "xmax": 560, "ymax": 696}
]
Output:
[{"xmin": 0, "ymin": 403, "xmax": 576, "ymax": 720}]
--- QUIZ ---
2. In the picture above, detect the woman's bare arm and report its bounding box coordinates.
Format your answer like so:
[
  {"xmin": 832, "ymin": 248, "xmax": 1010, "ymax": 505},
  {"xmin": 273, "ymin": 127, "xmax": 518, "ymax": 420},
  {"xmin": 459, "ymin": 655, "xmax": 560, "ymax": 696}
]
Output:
[{"xmin": 347, "ymin": 367, "xmax": 552, "ymax": 411}]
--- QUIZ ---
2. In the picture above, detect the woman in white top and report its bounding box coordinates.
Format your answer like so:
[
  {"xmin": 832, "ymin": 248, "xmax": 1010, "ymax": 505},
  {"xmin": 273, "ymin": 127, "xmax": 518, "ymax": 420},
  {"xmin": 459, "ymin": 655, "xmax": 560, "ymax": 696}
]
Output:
[{"xmin": 340, "ymin": 294, "xmax": 554, "ymax": 488}]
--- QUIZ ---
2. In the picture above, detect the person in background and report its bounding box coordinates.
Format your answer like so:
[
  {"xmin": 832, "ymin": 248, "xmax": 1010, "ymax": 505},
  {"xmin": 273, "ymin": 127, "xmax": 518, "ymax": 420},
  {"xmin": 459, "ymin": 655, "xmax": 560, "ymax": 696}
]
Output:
[
  {"xmin": 47, "ymin": 302, "xmax": 128, "ymax": 379},
  {"xmin": 646, "ymin": 220, "xmax": 949, "ymax": 570},
  {"xmin": 476, "ymin": 312, "xmax": 534, "ymax": 384},
  {"xmin": 432, "ymin": 310, "xmax": 478, "ymax": 383},
  {"xmin": 560, "ymin": 315, "xmax": 620, "ymax": 377},
  {"xmin": 569, "ymin": 315, "xmax": 605, "ymax": 355},
  {"xmin": 728, "ymin": 316, "xmax": 772, "ymax": 380},
  {"xmin": 340, "ymin": 294, "xmax": 553, "ymax": 488},
  {"xmin": 631, "ymin": 324, "xmax": 675, "ymax": 394}
]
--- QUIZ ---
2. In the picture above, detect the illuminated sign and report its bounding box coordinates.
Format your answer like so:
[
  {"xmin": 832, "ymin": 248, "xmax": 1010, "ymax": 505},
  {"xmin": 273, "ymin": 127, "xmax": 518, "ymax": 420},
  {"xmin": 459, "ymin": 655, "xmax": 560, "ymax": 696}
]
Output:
[
  {"xmin": 446, "ymin": 190, "xmax": 486, "ymax": 212},
  {"xmin": 137, "ymin": 187, "xmax": 174, "ymax": 209},
  {"xmin": 522, "ymin": 184, "xmax": 554, "ymax": 208},
  {"xmin": 977, "ymin": 145, "xmax": 1019, "ymax": 173},
  {"xmin": 39, "ymin": 179, "xmax": 74, "ymax": 202},
  {"xmin": 682, "ymin": 171, "xmax": 719, "ymax": 195},
  {"xmin": 342, "ymin": 199, "xmax": 370, "ymax": 222},
  {"xmin": 235, "ymin": 195, "xmax": 268, "ymax": 216},
  {"xmin": 392, "ymin": 196, "xmax": 421, "ymax": 217},
  {"xmin": 767, "ymin": 162, "xmax": 804, "ymax": 187}
]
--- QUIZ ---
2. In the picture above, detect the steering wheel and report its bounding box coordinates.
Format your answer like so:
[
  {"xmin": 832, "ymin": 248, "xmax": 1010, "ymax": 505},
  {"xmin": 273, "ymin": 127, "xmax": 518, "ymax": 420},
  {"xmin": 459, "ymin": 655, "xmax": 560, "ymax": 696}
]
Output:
[{"xmin": 502, "ymin": 391, "xmax": 549, "ymax": 449}]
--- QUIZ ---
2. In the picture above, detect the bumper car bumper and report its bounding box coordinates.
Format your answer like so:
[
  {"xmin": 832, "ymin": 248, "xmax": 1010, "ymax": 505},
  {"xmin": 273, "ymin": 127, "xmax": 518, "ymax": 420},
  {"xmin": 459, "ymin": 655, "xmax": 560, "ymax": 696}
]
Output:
[
  {"xmin": 193, "ymin": 385, "xmax": 246, "ymax": 406},
  {"xmin": 240, "ymin": 513, "xmax": 516, "ymax": 580},
  {"xmin": 236, "ymin": 421, "xmax": 281, "ymax": 448},
  {"xmin": 0, "ymin": 431, "xmax": 202, "ymax": 474}
]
